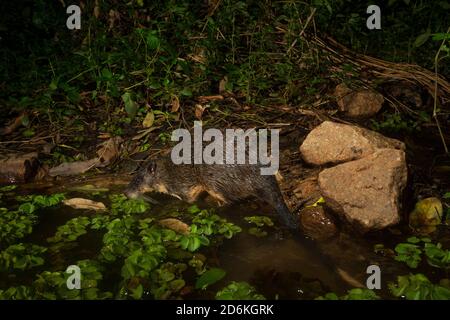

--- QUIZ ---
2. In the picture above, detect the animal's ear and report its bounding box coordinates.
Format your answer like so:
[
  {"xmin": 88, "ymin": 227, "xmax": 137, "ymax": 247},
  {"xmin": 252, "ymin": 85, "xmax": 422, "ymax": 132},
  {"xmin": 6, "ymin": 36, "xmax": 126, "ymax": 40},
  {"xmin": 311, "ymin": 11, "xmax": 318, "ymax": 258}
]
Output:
[{"xmin": 146, "ymin": 161, "xmax": 157, "ymax": 174}]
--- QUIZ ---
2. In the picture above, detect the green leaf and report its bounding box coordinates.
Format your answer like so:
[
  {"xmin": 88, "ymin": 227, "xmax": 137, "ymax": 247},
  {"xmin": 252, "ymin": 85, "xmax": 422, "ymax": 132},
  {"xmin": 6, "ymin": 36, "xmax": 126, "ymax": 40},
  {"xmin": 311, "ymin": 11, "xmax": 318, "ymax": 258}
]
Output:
[
  {"xmin": 316, "ymin": 292, "xmax": 339, "ymax": 300},
  {"xmin": 389, "ymin": 274, "xmax": 450, "ymax": 300},
  {"xmin": 49, "ymin": 79, "xmax": 58, "ymax": 91},
  {"xmin": 187, "ymin": 205, "xmax": 200, "ymax": 214},
  {"xmin": 0, "ymin": 185, "xmax": 17, "ymax": 192},
  {"xmin": 216, "ymin": 281, "xmax": 265, "ymax": 300},
  {"xmin": 432, "ymin": 33, "xmax": 450, "ymax": 41},
  {"xmin": 244, "ymin": 216, "xmax": 274, "ymax": 227},
  {"xmin": 421, "ymin": 237, "xmax": 432, "ymax": 243},
  {"xmin": 424, "ymin": 243, "xmax": 450, "ymax": 269},
  {"xmin": 345, "ymin": 288, "xmax": 380, "ymax": 300},
  {"xmin": 180, "ymin": 88, "xmax": 192, "ymax": 97},
  {"xmin": 317, "ymin": 288, "xmax": 379, "ymax": 300},
  {"xmin": 131, "ymin": 284, "xmax": 143, "ymax": 299},
  {"xmin": 21, "ymin": 115, "xmax": 30, "ymax": 127},
  {"xmin": 121, "ymin": 92, "xmax": 138, "ymax": 119},
  {"xmin": 101, "ymin": 68, "xmax": 113, "ymax": 81},
  {"xmin": 146, "ymin": 33, "xmax": 160, "ymax": 50},
  {"xmin": 169, "ymin": 279, "xmax": 186, "ymax": 292},
  {"xmin": 394, "ymin": 243, "xmax": 422, "ymax": 268},
  {"xmin": 18, "ymin": 202, "xmax": 36, "ymax": 214},
  {"xmin": 413, "ymin": 29, "xmax": 431, "ymax": 48},
  {"xmin": 407, "ymin": 236, "xmax": 421, "ymax": 244},
  {"xmin": 188, "ymin": 237, "xmax": 201, "ymax": 252},
  {"xmin": 142, "ymin": 110, "xmax": 155, "ymax": 128},
  {"xmin": 195, "ymin": 268, "xmax": 226, "ymax": 290},
  {"xmin": 22, "ymin": 129, "xmax": 35, "ymax": 138}
]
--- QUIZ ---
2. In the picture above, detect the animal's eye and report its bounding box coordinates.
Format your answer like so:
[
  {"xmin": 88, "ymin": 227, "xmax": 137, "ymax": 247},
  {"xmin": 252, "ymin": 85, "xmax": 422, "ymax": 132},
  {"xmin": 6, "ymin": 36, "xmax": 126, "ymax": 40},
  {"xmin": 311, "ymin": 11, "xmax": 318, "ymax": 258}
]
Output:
[{"xmin": 147, "ymin": 161, "xmax": 157, "ymax": 174}]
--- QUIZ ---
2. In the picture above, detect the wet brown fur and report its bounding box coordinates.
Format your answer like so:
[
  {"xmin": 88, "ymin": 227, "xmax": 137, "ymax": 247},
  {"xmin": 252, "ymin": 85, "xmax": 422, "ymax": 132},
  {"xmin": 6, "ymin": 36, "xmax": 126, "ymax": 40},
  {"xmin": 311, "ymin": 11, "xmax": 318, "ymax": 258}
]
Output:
[{"xmin": 124, "ymin": 155, "xmax": 298, "ymax": 229}]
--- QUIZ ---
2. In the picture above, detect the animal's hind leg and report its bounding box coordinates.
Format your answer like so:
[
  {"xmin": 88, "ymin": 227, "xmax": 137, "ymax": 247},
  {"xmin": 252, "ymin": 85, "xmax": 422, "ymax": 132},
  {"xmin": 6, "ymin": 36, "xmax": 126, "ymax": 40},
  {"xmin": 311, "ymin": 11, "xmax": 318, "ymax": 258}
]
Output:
[
  {"xmin": 185, "ymin": 185, "xmax": 205, "ymax": 203},
  {"xmin": 205, "ymin": 187, "xmax": 228, "ymax": 206}
]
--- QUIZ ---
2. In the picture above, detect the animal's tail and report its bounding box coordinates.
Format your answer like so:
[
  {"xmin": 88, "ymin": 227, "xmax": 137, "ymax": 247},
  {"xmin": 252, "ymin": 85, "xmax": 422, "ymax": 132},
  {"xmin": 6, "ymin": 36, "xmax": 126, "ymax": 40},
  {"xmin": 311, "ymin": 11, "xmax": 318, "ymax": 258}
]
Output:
[
  {"xmin": 274, "ymin": 200, "xmax": 298, "ymax": 230},
  {"xmin": 257, "ymin": 179, "xmax": 298, "ymax": 230}
]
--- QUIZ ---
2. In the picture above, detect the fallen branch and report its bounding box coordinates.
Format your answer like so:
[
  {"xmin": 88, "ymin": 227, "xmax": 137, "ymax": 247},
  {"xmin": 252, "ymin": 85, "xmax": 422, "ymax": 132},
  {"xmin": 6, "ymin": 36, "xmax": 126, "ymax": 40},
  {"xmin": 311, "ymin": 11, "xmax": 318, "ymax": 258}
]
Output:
[{"xmin": 0, "ymin": 112, "xmax": 26, "ymax": 135}]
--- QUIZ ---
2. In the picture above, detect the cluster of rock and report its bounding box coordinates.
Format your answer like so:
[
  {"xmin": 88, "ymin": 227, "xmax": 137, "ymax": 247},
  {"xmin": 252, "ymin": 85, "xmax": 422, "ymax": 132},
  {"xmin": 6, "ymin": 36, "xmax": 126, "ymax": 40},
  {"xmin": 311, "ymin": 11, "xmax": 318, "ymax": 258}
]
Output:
[{"xmin": 298, "ymin": 121, "xmax": 408, "ymax": 236}]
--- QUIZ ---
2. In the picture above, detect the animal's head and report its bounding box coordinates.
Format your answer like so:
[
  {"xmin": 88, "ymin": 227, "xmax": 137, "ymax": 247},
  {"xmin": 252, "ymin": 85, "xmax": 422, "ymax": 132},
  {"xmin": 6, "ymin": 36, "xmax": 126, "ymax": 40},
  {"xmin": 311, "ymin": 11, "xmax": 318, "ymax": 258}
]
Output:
[{"xmin": 124, "ymin": 161, "xmax": 159, "ymax": 199}]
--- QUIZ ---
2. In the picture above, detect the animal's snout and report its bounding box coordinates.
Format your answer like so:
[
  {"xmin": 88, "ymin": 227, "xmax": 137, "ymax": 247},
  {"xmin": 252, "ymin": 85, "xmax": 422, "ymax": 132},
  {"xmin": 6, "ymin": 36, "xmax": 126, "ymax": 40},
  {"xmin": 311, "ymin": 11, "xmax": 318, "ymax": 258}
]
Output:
[
  {"xmin": 123, "ymin": 187, "xmax": 159, "ymax": 204},
  {"xmin": 123, "ymin": 188, "xmax": 140, "ymax": 199}
]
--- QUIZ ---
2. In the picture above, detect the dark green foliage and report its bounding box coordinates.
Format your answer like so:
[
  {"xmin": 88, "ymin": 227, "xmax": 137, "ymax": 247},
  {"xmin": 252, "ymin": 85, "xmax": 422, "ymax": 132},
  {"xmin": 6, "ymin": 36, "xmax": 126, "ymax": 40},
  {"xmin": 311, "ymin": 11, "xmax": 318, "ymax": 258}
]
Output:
[
  {"xmin": 47, "ymin": 217, "xmax": 91, "ymax": 243},
  {"xmin": 424, "ymin": 243, "xmax": 450, "ymax": 269},
  {"xmin": 389, "ymin": 274, "xmax": 450, "ymax": 300},
  {"xmin": 100, "ymin": 217, "xmax": 139, "ymax": 262},
  {"xmin": 0, "ymin": 194, "xmax": 65, "ymax": 246},
  {"xmin": 313, "ymin": 0, "xmax": 450, "ymax": 72},
  {"xmin": 0, "ymin": 185, "xmax": 244, "ymax": 300},
  {"xmin": 245, "ymin": 215, "xmax": 274, "ymax": 237},
  {"xmin": 5, "ymin": 0, "xmax": 447, "ymax": 125},
  {"xmin": 391, "ymin": 237, "xmax": 450, "ymax": 270},
  {"xmin": 0, "ymin": 243, "xmax": 47, "ymax": 271},
  {"xmin": 109, "ymin": 194, "xmax": 150, "ymax": 215},
  {"xmin": 394, "ymin": 243, "xmax": 422, "ymax": 268},
  {"xmin": 216, "ymin": 281, "xmax": 265, "ymax": 300},
  {"xmin": 317, "ymin": 288, "xmax": 380, "ymax": 300},
  {"xmin": 0, "ymin": 208, "xmax": 36, "ymax": 245}
]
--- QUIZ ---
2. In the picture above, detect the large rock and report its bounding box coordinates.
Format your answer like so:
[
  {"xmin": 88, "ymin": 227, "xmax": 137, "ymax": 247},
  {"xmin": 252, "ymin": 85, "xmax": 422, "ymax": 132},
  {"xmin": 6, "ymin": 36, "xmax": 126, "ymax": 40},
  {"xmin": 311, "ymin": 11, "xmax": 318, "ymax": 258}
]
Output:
[
  {"xmin": 300, "ymin": 121, "xmax": 405, "ymax": 165},
  {"xmin": 318, "ymin": 149, "xmax": 407, "ymax": 232},
  {"xmin": 334, "ymin": 83, "xmax": 384, "ymax": 118}
]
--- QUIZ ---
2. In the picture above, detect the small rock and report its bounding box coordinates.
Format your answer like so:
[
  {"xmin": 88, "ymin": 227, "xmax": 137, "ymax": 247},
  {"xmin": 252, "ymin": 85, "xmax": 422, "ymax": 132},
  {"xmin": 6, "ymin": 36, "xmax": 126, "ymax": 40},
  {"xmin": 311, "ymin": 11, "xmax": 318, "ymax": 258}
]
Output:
[
  {"xmin": 318, "ymin": 149, "xmax": 407, "ymax": 232},
  {"xmin": 409, "ymin": 197, "xmax": 443, "ymax": 234},
  {"xmin": 63, "ymin": 198, "xmax": 107, "ymax": 211},
  {"xmin": 299, "ymin": 206, "xmax": 338, "ymax": 241},
  {"xmin": 159, "ymin": 218, "xmax": 190, "ymax": 235},
  {"xmin": 300, "ymin": 121, "xmax": 405, "ymax": 166},
  {"xmin": 334, "ymin": 83, "xmax": 384, "ymax": 118}
]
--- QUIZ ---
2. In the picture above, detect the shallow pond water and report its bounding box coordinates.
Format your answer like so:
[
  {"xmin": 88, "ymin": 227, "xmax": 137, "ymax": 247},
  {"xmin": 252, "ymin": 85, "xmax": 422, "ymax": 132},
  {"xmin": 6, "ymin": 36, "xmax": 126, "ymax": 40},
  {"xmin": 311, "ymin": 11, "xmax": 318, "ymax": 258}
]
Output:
[{"xmin": 0, "ymin": 176, "xmax": 448, "ymax": 300}]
